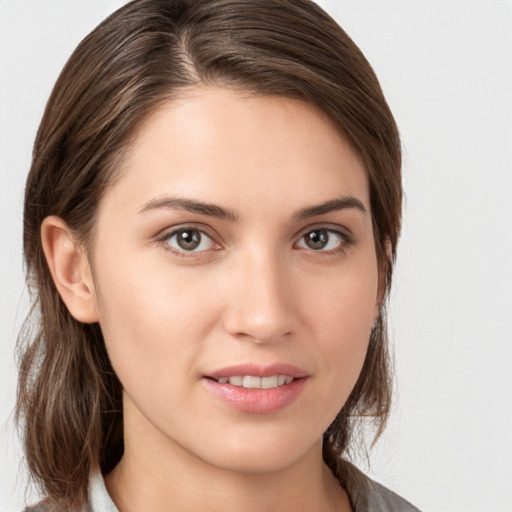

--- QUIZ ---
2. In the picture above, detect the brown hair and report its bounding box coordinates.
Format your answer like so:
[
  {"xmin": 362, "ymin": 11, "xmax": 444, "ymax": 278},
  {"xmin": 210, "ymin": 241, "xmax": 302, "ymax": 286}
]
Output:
[{"xmin": 17, "ymin": 0, "xmax": 401, "ymax": 508}]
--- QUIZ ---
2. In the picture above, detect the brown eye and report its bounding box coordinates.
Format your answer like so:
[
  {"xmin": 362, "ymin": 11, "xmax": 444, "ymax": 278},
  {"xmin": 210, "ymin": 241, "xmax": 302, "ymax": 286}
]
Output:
[
  {"xmin": 166, "ymin": 229, "xmax": 215, "ymax": 252},
  {"xmin": 304, "ymin": 230, "xmax": 329, "ymax": 250},
  {"xmin": 297, "ymin": 229, "xmax": 345, "ymax": 252}
]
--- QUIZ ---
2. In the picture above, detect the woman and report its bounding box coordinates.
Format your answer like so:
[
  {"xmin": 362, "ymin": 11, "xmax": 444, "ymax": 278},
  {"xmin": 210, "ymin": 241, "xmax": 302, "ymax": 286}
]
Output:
[{"xmin": 17, "ymin": 0, "xmax": 419, "ymax": 510}]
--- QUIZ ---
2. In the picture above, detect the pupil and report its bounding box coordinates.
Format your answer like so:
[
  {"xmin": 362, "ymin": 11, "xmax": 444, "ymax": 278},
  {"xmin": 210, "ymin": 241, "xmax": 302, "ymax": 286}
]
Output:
[
  {"xmin": 306, "ymin": 230, "xmax": 328, "ymax": 250},
  {"xmin": 177, "ymin": 230, "xmax": 201, "ymax": 250}
]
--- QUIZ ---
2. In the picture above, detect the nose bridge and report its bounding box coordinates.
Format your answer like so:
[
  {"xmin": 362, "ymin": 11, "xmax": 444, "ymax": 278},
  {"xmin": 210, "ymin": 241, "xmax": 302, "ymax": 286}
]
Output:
[{"xmin": 223, "ymin": 243, "xmax": 294, "ymax": 343}]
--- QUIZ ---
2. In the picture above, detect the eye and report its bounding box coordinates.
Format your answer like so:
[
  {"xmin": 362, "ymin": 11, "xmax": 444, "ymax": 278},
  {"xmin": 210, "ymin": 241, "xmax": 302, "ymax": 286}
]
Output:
[
  {"xmin": 296, "ymin": 228, "xmax": 347, "ymax": 252},
  {"xmin": 163, "ymin": 228, "xmax": 217, "ymax": 253}
]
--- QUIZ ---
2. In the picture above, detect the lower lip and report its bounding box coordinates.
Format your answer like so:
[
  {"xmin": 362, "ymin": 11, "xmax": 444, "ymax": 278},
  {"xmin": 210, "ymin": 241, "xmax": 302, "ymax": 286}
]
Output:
[{"xmin": 202, "ymin": 378, "xmax": 307, "ymax": 414}]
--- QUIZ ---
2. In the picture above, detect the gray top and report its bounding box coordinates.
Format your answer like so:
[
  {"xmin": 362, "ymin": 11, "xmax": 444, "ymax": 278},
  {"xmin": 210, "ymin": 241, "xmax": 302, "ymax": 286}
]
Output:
[
  {"xmin": 86, "ymin": 462, "xmax": 421, "ymax": 512},
  {"xmin": 336, "ymin": 460, "xmax": 421, "ymax": 511}
]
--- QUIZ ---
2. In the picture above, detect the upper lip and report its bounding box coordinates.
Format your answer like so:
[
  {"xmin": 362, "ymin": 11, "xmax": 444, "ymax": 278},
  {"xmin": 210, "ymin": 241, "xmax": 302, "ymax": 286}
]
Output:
[{"xmin": 206, "ymin": 363, "xmax": 309, "ymax": 380}]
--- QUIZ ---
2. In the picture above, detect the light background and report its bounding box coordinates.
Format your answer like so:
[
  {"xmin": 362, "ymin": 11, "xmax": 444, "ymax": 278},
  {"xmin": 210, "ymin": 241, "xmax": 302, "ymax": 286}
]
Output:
[{"xmin": 1, "ymin": 1, "xmax": 511, "ymax": 510}]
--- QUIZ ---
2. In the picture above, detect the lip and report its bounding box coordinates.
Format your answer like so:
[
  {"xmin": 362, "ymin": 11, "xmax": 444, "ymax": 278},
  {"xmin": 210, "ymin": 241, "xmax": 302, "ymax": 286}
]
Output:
[
  {"xmin": 202, "ymin": 363, "xmax": 309, "ymax": 414},
  {"xmin": 206, "ymin": 363, "xmax": 309, "ymax": 380}
]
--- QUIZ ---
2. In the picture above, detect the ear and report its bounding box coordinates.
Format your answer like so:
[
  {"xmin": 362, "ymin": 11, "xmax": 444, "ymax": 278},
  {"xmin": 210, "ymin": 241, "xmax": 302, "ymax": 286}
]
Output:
[{"xmin": 41, "ymin": 216, "xmax": 99, "ymax": 323}]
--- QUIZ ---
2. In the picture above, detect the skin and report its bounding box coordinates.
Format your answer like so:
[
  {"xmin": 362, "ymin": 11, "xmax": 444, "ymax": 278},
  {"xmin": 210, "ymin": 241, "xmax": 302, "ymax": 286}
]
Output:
[{"xmin": 42, "ymin": 86, "xmax": 381, "ymax": 512}]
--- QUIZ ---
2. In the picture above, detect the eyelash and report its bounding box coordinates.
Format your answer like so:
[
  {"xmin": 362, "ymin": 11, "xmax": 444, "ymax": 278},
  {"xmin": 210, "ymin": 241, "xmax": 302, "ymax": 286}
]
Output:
[
  {"xmin": 156, "ymin": 226, "xmax": 219, "ymax": 258},
  {"xmin": 156, "ymin": 225, "xmax": 354, "ymax": 258},
  {"xmin": 295, "ymin": 227, "xmax": 354, "ymax": 256}
]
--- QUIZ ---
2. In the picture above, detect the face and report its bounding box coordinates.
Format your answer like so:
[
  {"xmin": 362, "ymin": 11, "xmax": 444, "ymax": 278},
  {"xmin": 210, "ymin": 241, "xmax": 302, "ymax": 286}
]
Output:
[{"xmin": 90, "ymin": 86, "xmax": 380, "ymax": 474}]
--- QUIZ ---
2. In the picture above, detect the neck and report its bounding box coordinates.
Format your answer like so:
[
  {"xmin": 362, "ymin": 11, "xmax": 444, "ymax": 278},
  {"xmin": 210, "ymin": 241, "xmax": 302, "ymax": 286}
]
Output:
[{"xmin": 105, "ymin": 411, "xmax": 350, "ymax": 512}]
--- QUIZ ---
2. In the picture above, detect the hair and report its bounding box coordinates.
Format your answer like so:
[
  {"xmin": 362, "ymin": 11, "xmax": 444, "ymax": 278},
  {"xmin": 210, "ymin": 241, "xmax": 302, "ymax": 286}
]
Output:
[{"xmin": 17, "ymin": 0, "xmax": 401, "ymax": 508}]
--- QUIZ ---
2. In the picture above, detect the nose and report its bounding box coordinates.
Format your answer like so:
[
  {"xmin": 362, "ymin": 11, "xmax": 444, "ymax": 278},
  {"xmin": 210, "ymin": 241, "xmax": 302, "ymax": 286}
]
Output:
[{"xmin": 222, "ymin": 248, "xmax": 295, "ymax": 344}]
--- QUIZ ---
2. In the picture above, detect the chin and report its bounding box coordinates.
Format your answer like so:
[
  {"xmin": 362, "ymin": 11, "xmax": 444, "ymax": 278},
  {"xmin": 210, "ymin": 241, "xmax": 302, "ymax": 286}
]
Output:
[{"xmin": 192, "ymin": 425, "xmax": 324, "ymax": 475}]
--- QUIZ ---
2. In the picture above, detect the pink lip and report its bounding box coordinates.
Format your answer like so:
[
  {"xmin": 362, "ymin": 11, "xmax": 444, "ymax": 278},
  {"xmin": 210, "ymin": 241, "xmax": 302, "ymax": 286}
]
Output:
[
  {"xmin": 202, "ymin": 363, "xmax": 309, "ymax": 414},
  {"xmin": 206, "ymin": 363, "xmax": 309, "ymax": 380}
]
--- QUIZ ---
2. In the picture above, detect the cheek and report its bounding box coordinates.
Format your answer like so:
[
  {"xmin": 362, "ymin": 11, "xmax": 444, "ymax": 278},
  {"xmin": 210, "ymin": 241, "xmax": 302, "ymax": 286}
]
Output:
[
  {"xmin": 307, "ymin": 253, "xmax": 378, "ymax": 332},
  {"xmin": 91, "ymin": 250, "xmax": 218, "ymax": 385},
  {"xmin": 304, "ymin": 257, "xmax": 379, "ymax": 389},
  {"xmin": 321, "ymin": 291, "xmax": 374, "ymax": 371}
]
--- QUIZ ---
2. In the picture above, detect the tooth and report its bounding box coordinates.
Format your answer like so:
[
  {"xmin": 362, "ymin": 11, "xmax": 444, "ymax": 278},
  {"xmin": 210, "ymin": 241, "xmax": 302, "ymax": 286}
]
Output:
[
  {"xmin": 229, "ymin": 376, "xmax": 243, "ymax": 386},
  {"xmin": 261, "ymin": 376, "xmax": 278, "ymax": 389},
  {"xmin": 243, "ymin": 376, "xmax": 262, "ymax": 389},
  {"xmin": 224, "ymin": 375, "xmax": 294, "ymax": 388}
]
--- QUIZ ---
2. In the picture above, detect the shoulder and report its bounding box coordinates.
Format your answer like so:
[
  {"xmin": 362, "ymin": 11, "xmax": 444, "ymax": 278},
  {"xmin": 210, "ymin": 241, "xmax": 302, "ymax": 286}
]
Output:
[
  {"xmin": 364, "ymin": 478, "xmax": 421, "ymax": 512},
  {"xmin": 336, "ymin": 459, "xmax": 421, "ymax": 512}
]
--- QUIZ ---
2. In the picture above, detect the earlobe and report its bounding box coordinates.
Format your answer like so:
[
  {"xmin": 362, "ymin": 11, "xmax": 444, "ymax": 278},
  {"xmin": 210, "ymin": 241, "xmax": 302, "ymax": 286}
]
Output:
[{"xmin": 41, "ymin": 216, "xmax": 99, "ymax": 323}]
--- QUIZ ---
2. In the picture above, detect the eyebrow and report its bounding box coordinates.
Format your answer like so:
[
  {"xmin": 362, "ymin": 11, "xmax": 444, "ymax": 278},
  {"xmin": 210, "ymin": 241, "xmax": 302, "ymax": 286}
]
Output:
[
  {"xmin": 293, "ymin": 196, "xmax": 367, "ymax": 221},
  {"xmin": 138, "ymin": 195, "xmax": 366, "ymax": 222},
  {"xmin": 138, "ymin": 196, "xmax": 239, "ymax": 222}
]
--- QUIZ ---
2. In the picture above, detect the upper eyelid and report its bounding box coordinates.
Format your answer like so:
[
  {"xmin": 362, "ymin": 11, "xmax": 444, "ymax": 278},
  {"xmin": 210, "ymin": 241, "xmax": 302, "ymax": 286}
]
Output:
[
  {"xmin": 293, "ymin": 228, "xmax": 354, "ymax": 257},
  {"xmin": 157, "ymin": 226, "xmax": 220, "ymax": 257},
  {"xmin": 157, "ymin": 223, "xmax": 220, "ymax": 242},
  {"xmin": 294, "ymin": 223, "xmax": 354, "ymax": 241}
]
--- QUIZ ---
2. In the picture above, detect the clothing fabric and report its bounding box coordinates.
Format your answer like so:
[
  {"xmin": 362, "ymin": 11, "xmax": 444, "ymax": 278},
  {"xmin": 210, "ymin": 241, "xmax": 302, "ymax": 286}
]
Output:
[
  {"xmin": 86, "ymin": 462, "xmax": 421, "ymax": 512},
  {"xmin": 88, "ymin": 472, "xmax": 118, "ymax": 512},
  {"xmin": 336, "ymin": 460, "xmax": 421, "ymax": 511}
]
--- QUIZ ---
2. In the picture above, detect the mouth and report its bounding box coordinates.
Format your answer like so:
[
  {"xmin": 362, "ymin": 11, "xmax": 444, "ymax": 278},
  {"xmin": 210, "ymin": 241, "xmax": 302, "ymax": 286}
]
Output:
[
  {"xmin": 210, "ymin": 375, "xmax": 295, "ymax": 389},
  {"xmin": 203, "ymin": 364, "xmax": 308, "ymax": 414}
]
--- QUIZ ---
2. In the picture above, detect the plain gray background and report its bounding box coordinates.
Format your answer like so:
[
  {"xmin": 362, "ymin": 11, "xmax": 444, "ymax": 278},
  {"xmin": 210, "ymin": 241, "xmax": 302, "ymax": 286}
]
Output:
[{"xmin": 1, "ymin": 1, "xmax": 511, "ymax": 510}]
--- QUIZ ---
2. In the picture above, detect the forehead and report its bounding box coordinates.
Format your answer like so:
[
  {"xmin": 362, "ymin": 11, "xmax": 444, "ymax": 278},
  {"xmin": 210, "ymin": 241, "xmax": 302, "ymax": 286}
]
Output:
[{"xmin": 104, "ymin": 86, "xmax": 369, "ymax": 218}]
